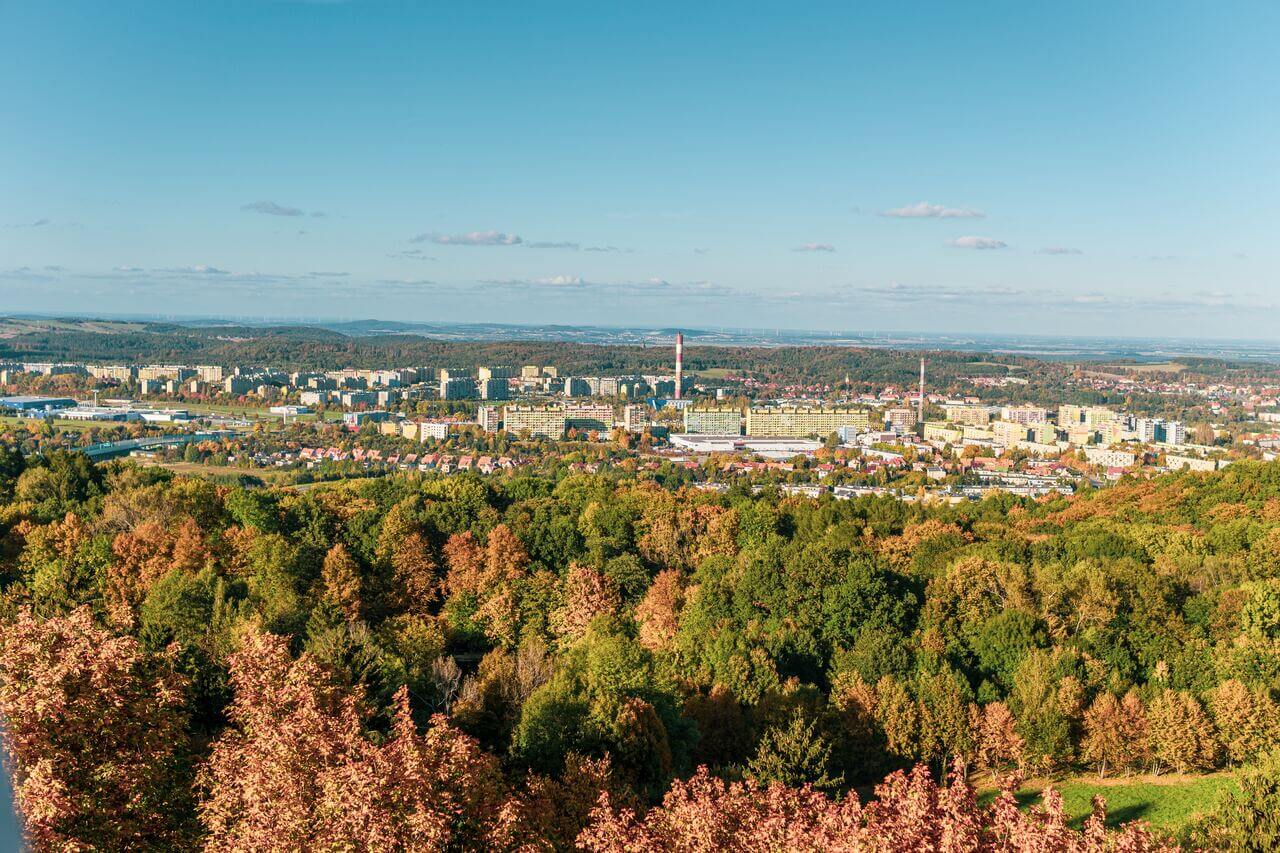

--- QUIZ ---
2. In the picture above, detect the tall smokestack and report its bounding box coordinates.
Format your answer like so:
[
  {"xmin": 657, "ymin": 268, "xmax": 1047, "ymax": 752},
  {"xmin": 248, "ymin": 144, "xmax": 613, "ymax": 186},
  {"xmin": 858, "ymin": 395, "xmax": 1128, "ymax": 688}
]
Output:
[
  {"xmin": 917, "ymin": 356, "xmax": 925, "ymax": 425},
  {"xmin": 675, "ymin": 333, "xmax": 684, "ymax": 400}
]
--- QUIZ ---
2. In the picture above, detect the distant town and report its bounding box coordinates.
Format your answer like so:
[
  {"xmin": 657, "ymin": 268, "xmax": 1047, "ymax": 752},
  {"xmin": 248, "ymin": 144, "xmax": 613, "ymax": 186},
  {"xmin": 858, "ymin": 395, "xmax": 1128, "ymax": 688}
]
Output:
[{"xmin": 4, "ymin": 329, "xmax": 1277, "ymax": 504}]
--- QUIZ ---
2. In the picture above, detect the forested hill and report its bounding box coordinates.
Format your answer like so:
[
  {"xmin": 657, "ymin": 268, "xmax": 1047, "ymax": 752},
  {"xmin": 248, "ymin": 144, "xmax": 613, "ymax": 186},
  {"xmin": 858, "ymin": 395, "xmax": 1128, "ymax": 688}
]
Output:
[
  {"xmin": 0, "ymin": 448, "xmax": 1279, "ymax": 847},
  {"xmin": 0, "ymin": 316, "xmax": 1045, "ymax": 384},
  {"xmin": 2, "ymin": 316, "xmax": 1271, "ymax": 388}
]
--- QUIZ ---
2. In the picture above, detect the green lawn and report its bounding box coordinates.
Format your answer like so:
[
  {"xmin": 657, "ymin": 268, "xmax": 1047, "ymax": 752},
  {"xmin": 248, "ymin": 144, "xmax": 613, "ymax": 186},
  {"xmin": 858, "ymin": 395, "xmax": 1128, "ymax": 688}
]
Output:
[{"xmin": 978, "ymin": 772, "xmax": 1237, "ymax": 834}]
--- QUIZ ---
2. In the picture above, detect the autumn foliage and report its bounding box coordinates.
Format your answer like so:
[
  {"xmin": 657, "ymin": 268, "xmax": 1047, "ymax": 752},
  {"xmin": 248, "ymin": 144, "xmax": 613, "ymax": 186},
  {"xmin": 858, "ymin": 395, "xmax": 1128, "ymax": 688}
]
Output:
[
  {"xmin": 0, "ymin": 607, "xmax": 194, "ymax": 850},
  {"xmin": 9, "ymin": 455, "xmax": 1280, "ymax": 848},
  {"xmin": 198, "ymin": 630, "xmax": 510, "ymax": 850}
]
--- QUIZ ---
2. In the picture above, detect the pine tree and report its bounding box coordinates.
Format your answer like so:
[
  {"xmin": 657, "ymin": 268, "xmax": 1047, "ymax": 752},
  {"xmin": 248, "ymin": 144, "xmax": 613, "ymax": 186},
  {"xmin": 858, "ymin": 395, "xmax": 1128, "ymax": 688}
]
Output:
[
  {"xmin": 1147, "ymin": 689, "xmax": 1219, "ymax": 774},
  {"xmin": 746, "ymin": 712, "xmax": 843, "ymax": 792}
]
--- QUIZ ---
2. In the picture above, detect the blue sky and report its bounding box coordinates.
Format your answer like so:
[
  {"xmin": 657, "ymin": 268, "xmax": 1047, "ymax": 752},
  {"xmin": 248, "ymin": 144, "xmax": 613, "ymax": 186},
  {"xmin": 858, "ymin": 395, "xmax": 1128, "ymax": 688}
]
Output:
[{"xmin": 2, "ymin": 2, "xmax": 1278, "ymax": 337}]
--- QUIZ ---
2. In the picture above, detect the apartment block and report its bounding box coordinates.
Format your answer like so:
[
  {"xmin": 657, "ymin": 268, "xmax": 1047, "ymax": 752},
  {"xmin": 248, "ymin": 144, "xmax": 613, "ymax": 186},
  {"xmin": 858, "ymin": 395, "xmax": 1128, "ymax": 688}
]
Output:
[
  {"xmin": 503, "ymin": 405, "xmax": 567, "ymax": 438},
  {"xmin": 745, "ymin": 407, "xmax": 873, "ymax": 438},
  {"xmin": 564, "ymin": 378, "xmax": 592, "ymax": 397},
  {"xmin": 1084, "ymin": 447, "xmax": 1137, "ymax": 468},
  {"xmin": 943, "ymin": 404, "xmax": 996, "ymax": 426},
  {"xmin": 683, "ymin": 407, "xmax": 744, "ymax": 435},
  {"xmin": 565, "ymin": 403, "xmax": 615, "ymax": 433},
  {"xmin": 1000, "ymin": 404, "xmax": 1049, "ymax": 424},
  {"xmin": 622, "ymin": 404, "xmax": 650, "ymax": 433},
  {"xmin": 884, "ymin": 406, "xmax": 917, "ymax": 432},
  {"xmin": 992, "ymin": 420, "xmax": 1031, "ymax": 446},
  {"xmin": 440, "ymin": 377, "xmax": 477, "ymax": 400},
  {"xmin": 478, "ymin": 405, "xmax": 501, "ymax": 433},
  {"xmin": 479, "ymin": 378, "xmax": 509, "ymax": 400},
  {"xmin": 923, "ymin": 422, "xmax": 964, "ymax": 444}
]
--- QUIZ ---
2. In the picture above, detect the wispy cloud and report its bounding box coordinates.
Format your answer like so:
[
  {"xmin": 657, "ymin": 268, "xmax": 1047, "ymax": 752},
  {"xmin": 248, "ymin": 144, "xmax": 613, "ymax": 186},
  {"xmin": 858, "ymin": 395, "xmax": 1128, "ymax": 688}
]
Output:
[
  {"xmin": 155, "ymin": 264, "xmax": 231, "ymax": 275},
  {"xmin": 6, "ymin": 218, "xmax": 52, "ymax": 228},
  {"xmin": 412, "ymin": 230, "xmax": 523, "ymax": 246},
  {"xmin": 475, "ymin": 276, "xmax": 733, "ymax": 299},
  {"xmin": 0, "ymin": 266, "xmax": 57, "ymax": 281},
  {"xmin": 808, "ymin": 282, "xmax": 1280, "ymax": 316},
  {"xmin": 1037, "ymin": 246, "xmax": 1083, "ymax": 255},
  {"xmin": 242, "ymin": 201, "xmax": 307, "ymax": 217},
  {"xmin": 387, "ymin": 248, "xmax": 436, "ymax": 261},
  {"xmin": 526, "ymin": 240, "xmax": 580, "ymax": 250},
  {"xmin": 947, "ymin": 236, "xmax": 1007, "ymax": 250},
  {"xmin": 881, "ymin": 202, "xmax": 984, "ymax": 219},
  {"xmin": 793, "ymin": 243, "xmax": 835, "ymax": 253}
]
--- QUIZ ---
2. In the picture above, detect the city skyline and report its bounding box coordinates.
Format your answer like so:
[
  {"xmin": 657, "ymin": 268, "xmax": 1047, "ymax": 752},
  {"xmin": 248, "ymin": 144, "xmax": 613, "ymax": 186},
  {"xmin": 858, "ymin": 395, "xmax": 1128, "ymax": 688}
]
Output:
[{"xmin": 3, "ymin": 2, "xmax": 1278, "ymax": 337}]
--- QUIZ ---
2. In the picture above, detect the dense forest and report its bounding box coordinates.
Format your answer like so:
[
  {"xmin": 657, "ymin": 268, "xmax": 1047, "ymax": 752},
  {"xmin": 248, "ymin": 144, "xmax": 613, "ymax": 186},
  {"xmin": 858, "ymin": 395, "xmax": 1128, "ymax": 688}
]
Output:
[{"xmin": 2, "ymin": 448, "xmax": 1280, "ymax": 848}]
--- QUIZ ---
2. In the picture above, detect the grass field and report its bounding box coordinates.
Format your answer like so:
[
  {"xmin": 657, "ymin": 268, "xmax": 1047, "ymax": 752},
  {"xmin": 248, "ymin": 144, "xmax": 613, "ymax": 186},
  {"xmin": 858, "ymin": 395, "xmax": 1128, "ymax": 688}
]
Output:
[
  {"xmin": 977, "ymin": 771, "xmax": 1236, "ymax": 833},
  {"xmin": 1093, "ymin": 362, "xmax": 1189, "ymax": 375},
  {"xmin": 145, "ymin": 460, "xmax": 294, "ymax": 484}
]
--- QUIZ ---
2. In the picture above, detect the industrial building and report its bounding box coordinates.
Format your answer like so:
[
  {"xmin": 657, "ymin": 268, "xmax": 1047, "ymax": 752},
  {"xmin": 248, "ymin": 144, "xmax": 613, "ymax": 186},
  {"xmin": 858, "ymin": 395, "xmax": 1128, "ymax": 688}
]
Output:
[{"xmin": 0, "ymin": 395, "xmax": 77, "ymax": 413}]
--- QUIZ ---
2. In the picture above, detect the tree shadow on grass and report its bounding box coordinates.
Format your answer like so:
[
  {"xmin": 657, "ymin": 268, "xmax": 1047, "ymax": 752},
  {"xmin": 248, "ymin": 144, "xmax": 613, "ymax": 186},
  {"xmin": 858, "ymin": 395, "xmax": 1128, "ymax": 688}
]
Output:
[{"xmin": 1101, "ymin": 802, "xmax": 1154, "ymax": 828}]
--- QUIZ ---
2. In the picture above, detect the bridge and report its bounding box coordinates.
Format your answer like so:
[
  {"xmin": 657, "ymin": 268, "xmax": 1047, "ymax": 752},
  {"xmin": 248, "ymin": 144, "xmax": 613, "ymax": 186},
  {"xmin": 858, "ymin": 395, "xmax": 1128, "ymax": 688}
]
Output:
[{"xmin": 82, "ymin": 431, "xmax": 236, "ymax": 461}]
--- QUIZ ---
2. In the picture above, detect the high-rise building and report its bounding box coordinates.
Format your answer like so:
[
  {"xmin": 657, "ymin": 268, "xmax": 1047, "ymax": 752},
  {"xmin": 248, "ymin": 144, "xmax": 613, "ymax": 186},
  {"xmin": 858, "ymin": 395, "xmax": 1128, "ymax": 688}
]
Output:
[
  {"xmin": 884, "ymin": 406, "xmax": 917, "ymax": 433},
  {"xmin": 478, "ymin": 405, "xmax": 501, "ymax": 433},
  {"xmin": 439, "ymin": 368, "xmax": 471, "ymax": 384},
  {"xmin": 503, "ymin": 405, "xmax": 567, "ymax": 438},
  {"xmin": 563, "ymin": 378, "xmax": 592, "ymax": 397},
  {"xmin": 479, "ymin": 378, "xmax": 509, "ymax": 400},
  {"xmin": 478, "ymin": 366, "xmax": 517, "ymax": 381},
  {"xmin": 440, "ymin": 377, "xmax": 477, "ymax": 400},
  {"xmin": 992, "ymin": 420, "xmax": 1031, "ymax": 446},
  {"xmin": 622, "ymin": 404, "xmax": 650, "ymax": 433}
]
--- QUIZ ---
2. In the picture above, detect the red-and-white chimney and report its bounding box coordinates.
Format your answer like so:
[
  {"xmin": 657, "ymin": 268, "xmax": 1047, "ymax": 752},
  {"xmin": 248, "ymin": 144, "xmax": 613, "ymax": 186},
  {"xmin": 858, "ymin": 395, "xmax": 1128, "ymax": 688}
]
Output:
[{"xmin": 675, "ymin": 333, "xmax": 684, "ymax": 399}]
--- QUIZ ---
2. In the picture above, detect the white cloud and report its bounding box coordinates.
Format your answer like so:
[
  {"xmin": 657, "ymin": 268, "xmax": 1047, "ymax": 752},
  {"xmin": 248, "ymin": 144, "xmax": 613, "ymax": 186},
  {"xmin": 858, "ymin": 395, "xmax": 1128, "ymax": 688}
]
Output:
[
  {"xmin": 794, "ymin": 243, "xmax": 836, "ymax": 253},
  {"xmin": 413, "ymin": 230, "xmax": 523, "ymax": 246},
  {"xmin": 534, "ymin": 275, "xmax": 585, "ymax": 286},
  {"xmin": 881, "ymin": 202, "xmax": 985, "ymax": 219},
  {"xmin": 1037, "ymin": 246, "xmax": 1083, "ymax": 255},
  {"xmin": 947, "ymin": 236, "xmax": 1008, "ymax": 250}
]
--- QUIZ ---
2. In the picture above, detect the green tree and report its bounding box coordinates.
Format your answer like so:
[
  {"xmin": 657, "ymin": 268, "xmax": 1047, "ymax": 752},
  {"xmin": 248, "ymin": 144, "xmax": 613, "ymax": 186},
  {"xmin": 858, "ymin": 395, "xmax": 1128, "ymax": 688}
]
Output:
[{"xmin": 746, "ymin": 712, "xmax": 843, "ymax": 792}]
